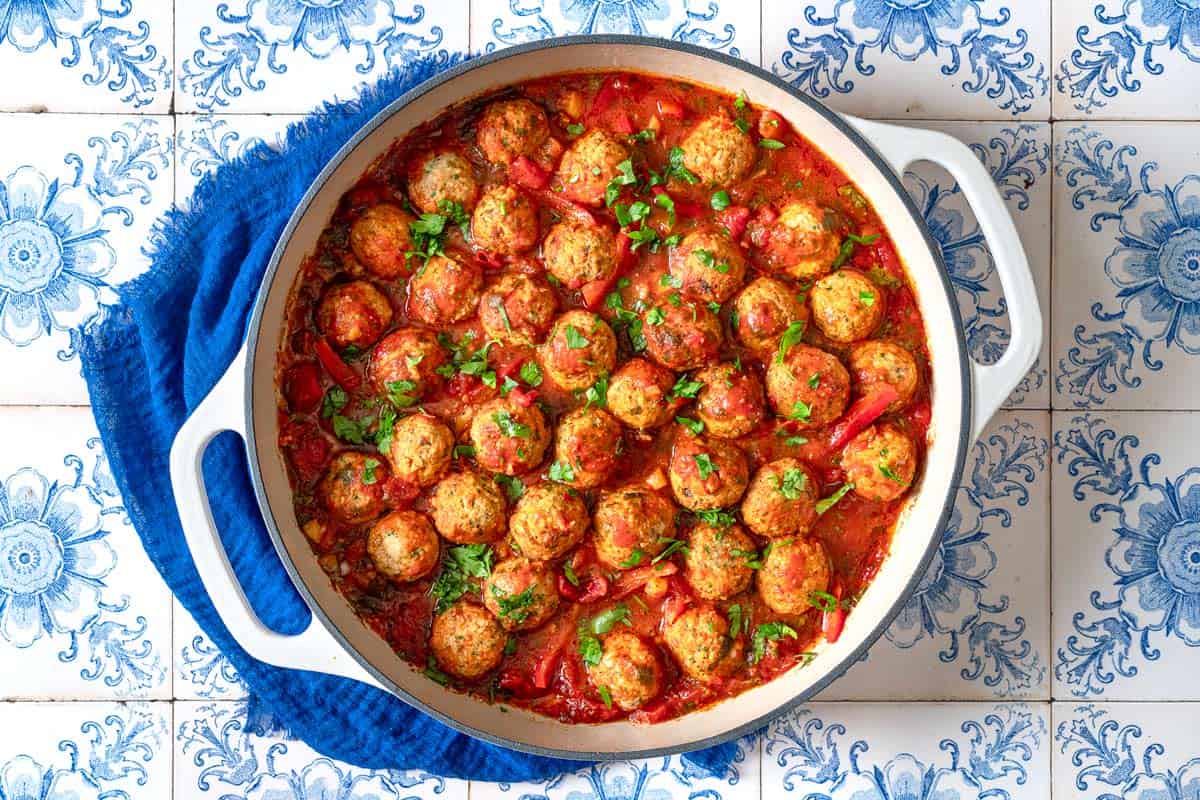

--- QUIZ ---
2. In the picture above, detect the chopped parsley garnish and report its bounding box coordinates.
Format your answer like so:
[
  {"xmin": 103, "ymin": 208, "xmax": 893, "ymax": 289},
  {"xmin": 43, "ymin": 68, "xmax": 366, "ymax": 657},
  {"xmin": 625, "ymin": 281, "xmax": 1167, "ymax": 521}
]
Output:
[
  {"xmin": 808, "ymin": 590, "xmax": 839, "ymax": 613},
  {"xmin": 665, "ymin": 146, "xmax": 698, "ymax": 184},
  {"xmin": 407, "ymin": 213, "xmax": 451, "ymax": 263},
  {"xmin": 589, "ymin": 603, "xmax": 631, "ymax": 635},
  {"xmin": 694, "ymin": 248, "xmax": 731, "ymax": 274},
  {"xmin": 585, "ymin": 373, "xmax": 609, "ymax": 408},
  {"xmin": 750, "ymin": 622, "xmax": 798, "ymax": 664},
  {"xmin": 695, "ymin": 508, "xmax": 736, "ymax": 527},
  {"xmin": 733, "ymin": 118, "xmax": 750, "ymax": 134},
  {"xmin": 437, "ymin": 331, "xmax": 495, "ymax": 386},
  {"xmin": 373, "ymin": 405, "xmax": 397, "ymax": 453},
  {"xmin": 494, "ymin": 474, "xmax": 525, "ymax": 503},
  {"xmin": 385, "ymin": 379, "xmax": 419, "ymax": 408},
  {"xmin": 711, "ymin": 190, "xmax": 731, "ymax": 211},
  {"xmin": 331, "ymin": 414, "xmax": 365, "ymax": 445},
  {"xmin": 619, "ymin": 549, "xmax": 645, "ymax": 568},
  {"xmin": 453, "ymin": 444, "xmax": 475, "ymax": 459},
  {"xmin": 879, "ymin": 462, "xmax": 907, "ymax": 484},
  {"xmin": 492, "ymin": 585, "xmax": 537, "ymax": 624},
  {"xmin": 778, "ymin": 467, "xmax": 809, "ymax": 500},
  {"xmin": 605, "ymin": 158, "xmax": 639, "ymax": 207},
  {"xmin": 605, "ymin": 288, "xmax": 646, "ymax": 352},
  {"xmin": 731, "ymin": 547, "xmax": 763, "ymax": 570},
  {"xmin": 631, "ymin": 129, "xmax": 656, "ymax": 142},
  {"xmin": 321, "ymin": 387, "xmax": 348, "ymax": 419},
  {"xmin": 646, "ymin": 307, "xmax": 666, "ymax": 326},
  {"xmin": 430, "ymin": 544, "xmax": 494, "ymax": 613},
  {"xmin": 815, "ymin": 483, "xmax": 854, "ymax": 515},
  {"xmin": 614, "ymin": 200, "xmax": 651, "ymax": 227},
  {"xmin": 500, "ymin": 376, "xmax": 519, "ymax": 396},
  {"xmin": 789, "ymin": 400, "xmax": 812, "ymax": 423},
  {"xmin": 579, "ymin": 635, "xmax": 603, "ymax": 666},
  {"xmin": 675, "ymin": 415, "xmax": 704, "ymax": 436},
  {"xmin": 626, "ymin": 224, "xmax": 663, "ymax": 252},
  {"xmin": 660, "ymin": 272, "xmax": 683, "ymax": 289},
  {"xmin": 597, "ymin": 685, "xmax": 613, "ymax": 709},
  {"xmin": 670, "ymin": 375, "xmax": 703, "ymax": 399},
  {"xmin": 566, "ymin": 122, "xmax": 585, "ymax": 136},
  {"xmin": 860, "ymin": 290, "xmax": 876, "ymax": 307},
  {"xmin": 438, "ymin": 199, "xmax": 471, "ymax": 232},
  {"xmin": 807, "ymin": 373, "xmax": 821, "ymax": 389},
  {"xmin": 759, "ymin": 138, "xmax": 785, "ymax": 150},
  {"xmin": 563, "ymin": 562, "xmax": 580, "ymax": 587},
  {"xmin": 694, "ymin": 453, "xmax": 718, "ymax": 479},
  {"xmin": 653, "ymin": 537, "xmax": 688, "ymax": 564},
  {"xmin": 564, "ymin": 324, "xmax": 590, "ymax": 349},
  {"xmin": 776, "ymin": 320, "xmax": 807, "ymax": 363},
  {"xmin": 423, "ymin": 656, "xmax": 450, "ymax": 685},
  {"xmin": 493, "ymin": 410, "xmax": 531, "ymax": 439},
  {"xmin": 548, "ymin": 460, "xmax": 576, "ymax": 483},
  {"xmin": 361, "ymin": 458, "xmax": 381, "ymax": 485},
  {"xmin": 777, "ymin": 431, "xmax": 809, "ymax": 447},
  {"xmin": 519, "ymin": 360, "xmax": 542, "ymax": 387},
  {"xmin": 839, "ymin": 184, "xmax": 869, "ymax": 209},
  {"xmin": 654, "ymin": 192, "xmax": 676, "ymax": 226},
  {"xmin": 734, "ymin": 91, "xmax": 748, "ymax": 110}
]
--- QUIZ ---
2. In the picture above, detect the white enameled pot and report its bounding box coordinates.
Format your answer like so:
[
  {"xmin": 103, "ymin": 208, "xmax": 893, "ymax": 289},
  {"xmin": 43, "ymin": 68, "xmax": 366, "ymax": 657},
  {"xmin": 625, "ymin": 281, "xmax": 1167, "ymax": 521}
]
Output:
[{"xmin": 168, "ymin": 36, "xmax": 1041, "ymax": 760}]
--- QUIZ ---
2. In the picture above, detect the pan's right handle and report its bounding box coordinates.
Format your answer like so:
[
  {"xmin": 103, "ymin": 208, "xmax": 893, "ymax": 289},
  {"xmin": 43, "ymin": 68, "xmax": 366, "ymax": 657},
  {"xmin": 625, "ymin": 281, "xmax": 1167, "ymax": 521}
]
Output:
[{"xmin": 168, "ymin": 346, "xmax": 381, "ymax": 688}]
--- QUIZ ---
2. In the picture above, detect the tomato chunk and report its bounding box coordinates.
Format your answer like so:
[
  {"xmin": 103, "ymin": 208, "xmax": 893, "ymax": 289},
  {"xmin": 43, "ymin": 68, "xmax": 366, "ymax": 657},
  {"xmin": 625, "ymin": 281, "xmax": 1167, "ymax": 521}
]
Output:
[{"xmin": 510, "ymin": 156, "xmax": 550, "ymax": 190}]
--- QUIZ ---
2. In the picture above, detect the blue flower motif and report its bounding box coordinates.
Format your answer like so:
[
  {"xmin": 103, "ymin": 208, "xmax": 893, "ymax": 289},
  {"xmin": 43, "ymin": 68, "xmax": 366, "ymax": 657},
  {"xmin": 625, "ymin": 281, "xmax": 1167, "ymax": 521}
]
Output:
[
  {"xmin": 245, "ymin": 758, "xmax": 393, "ymax": 800},
  {"xmin": 833, "ymin": 0, "xmax": 983, "ymax": 60},
  {"xmin": 830, "ymin": 754, "xmax": 984, "ymax": 799},
  {"xmin": 245, "ymin": 0, "xmax": 399, "ymax": 58},
  {"xmin": 0, "ymin": 755, "xmax": 99, "ymax": 800},
  {"xmin": 0, "ymin": 467, "xmax": 115, "ymax": 648},
  {"xmin": 0, "ymin": 0, "xmax": 103, "ymax": 52},
  {"xmin": 561, "ymin": 0, "xmax": 670, "ymax": 35},
  {"xmin": 1124, "ymin": 758, "xmax": 1200, "ymax": 799},
  {"xmin": 0, "ymin": 165, "xmax": 115, "ymax": 347},
  {"xmin": 1124, "ymin": 0, "xmax": 1200, "ymax": 60}
]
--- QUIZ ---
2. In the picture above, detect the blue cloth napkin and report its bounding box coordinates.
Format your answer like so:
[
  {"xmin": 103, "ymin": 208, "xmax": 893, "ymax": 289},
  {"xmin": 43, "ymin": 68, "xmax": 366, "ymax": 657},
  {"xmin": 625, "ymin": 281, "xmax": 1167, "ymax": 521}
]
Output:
[{"xmin": 78, "ymin": 53, "xmax": 737, "ymax": 782}]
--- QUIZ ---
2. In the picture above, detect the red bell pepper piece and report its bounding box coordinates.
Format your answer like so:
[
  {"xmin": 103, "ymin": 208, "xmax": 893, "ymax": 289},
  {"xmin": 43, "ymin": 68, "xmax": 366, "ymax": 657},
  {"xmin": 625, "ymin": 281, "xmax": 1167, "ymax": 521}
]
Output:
[
  {"xmin": 822, "ymin": 583, "xmax": 846, "ymax": 644},
  {"xmin": 656, "ymin": 97, "xmax": 685, "ymax": 119},
  {"xmin": 313, "ymin": 337, "xmax": 361, "ymax": 391},
  {"xmin": 717, "ymin": 205, "xmax": 752, "ymax": 240},
  {"xmin": 610, "ymin": 110, "xmax": 635, "ymax": 135},
  {"xmin": 758, "ymin": 109, "xmax": 786, "ymax": 138},
  {"xmin": 580, "ymin": 277, "xmax": 613, "ymax": 311},
  {"xmin": 531, "ymin": 612, "xmax": 578, "ymax": 689},
  {"xmin": 827, "ymin": 385, "xmax": 900, "ymax": 452},
  {"xmin": 510, "ymin": 156, "xmax": 550, "ymax": 190},
  {"xmin": 533, "ymin": 188, "xmax": 595, "ymax": 227},
  {"xmin": 508, "ymin": 387, "xmax": 538, "ymax": 408},
  {"xmin": 611, "ymin": 562, "xmax": 678, "ymax": 599}
]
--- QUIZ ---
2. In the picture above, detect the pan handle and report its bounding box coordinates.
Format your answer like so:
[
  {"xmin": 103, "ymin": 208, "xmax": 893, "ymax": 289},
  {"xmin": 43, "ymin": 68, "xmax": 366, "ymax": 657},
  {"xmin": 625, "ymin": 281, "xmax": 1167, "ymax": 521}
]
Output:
[
  {"xmin": 847, "ymin": 117, "xmax": 1042, "ymax": 442},
  {"xmin": 168, "ymin": 347, "xmax": 382, "ymax": 688}
]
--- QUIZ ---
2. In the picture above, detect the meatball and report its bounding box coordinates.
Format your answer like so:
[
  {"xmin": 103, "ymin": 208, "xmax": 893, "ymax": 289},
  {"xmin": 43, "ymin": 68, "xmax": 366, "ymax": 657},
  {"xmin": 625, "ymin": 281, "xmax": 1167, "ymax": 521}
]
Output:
[
  {"xmin": 476, "ymin": 98, "xmax": 550, "ymax": 165},
  {"xmin": 407, "ymin": 254, "xmax": 482, "ymax": 326},
  {"xmin": 469, "ymin": 398, "xmax": 551, "ymax": 476},
  {"xmin": 642, "ymin": 300, "xmax": 723, "ymax": 372},
  {"xmin": 683, "ymin": 522, "xmax": 756, "ymax": 601},
  {"xmin": 367, "ymin": 328, "xmax": 447, "ymax": 398},
  {"xmin": 607, "ymin": 358, "xmax": 676, "ymax": 430},
  {"xmin": 316, "ymin": 281, "xmax": 393, "ymax": 350},
  {"xmin": 693, "ymin": 362, "xmax": 765, "ymax": 439},
  {"xmin": 554, "ymin": 407, "xmax": 622, "ymax": 489},
  {"xmin": 842, "ymin": 423, "xmax": 918, "ymax": 502},
  {"xmin": 367, "ymin": 510, "xmax": 439, "ymax": 583},
  {"xmin": 669, "ymin": 434, "xmax": 749, "ymax": 511},
  {"xmin": 483, "ymin": 557, "xmax": 559, "ymax": 631},
  {"xmin": 539, "ymin": 310, "xmax": 617, "ymax": 391},
  {"xmin": 542, "ymin": 220, "xmax": 619, "ymax": 289},
  {"xmin": 556, "ymin": 129, "xmax": 630, "ymax": 206},
  {"xmin": 766, "ymin": 344, "xmax": 850, "ymax": 430},
  {"xmin": 593, "ymin": 487, "xmax": 676, "ymax": 569},
  {"xmin": 429, "ymin": 470, "xmax": 507, "ymax": 544},
  {"xmin": 318, "ymin": 452, "xmax": 388, "ymax": 525},
  {"xmin": 664, "ymin": 606, "xmax": 743, "ymax": 681},
  {"xmin": 810, "ymin": 269, "xmax": 885, "ymax": 343},
  {"xmin": 740, "ymin": 458, "xmax": 819, "ymax": 539},
  {"xmin": 472, "ymin": 185, "xmax": 539, "ymax": 256},
  {"xmin": 586, "ymin": 630, "xmax": 662, "ymax": 711},
  {"xmin": 407, "ymin": 150, "xmax": 479, "ymax": 215},
  {"xmin": 848, "ymin": 340, "xmax": 920, "ymax": 412},
  {"xmin": 680, "ymin": 114, "xmax": 756, "ymax": 186},
  {"xmin": 757, "ymin": 537, "xmax": 832, "ymax": 615},
  {"xmin": 479, "ymin": 272, "xmax": 557, "ymax": 346},
  {"xmin": 508, "ymin": 482, "xmax": 589, "ymax": 561},
  {"xmin": 669, "ymin": 228, "xmax": 748, "ymax": 304},
  {"xmin": 388, "ymin": 413, "xmax": 453, "ymax": 488},
  {"xmin": 733, "ymin": 276, "xmax": 808, "ymax": 355},
  {"xmin": 349, "ymin": 204, "xmax": 414, "ymax": 280},
  {"xmin": 765, "ymin": 200, "xmax": 842, "ymax": 282},
  {"xmin": 430, "ymin": 601, "xmax": 507, "ymax": 681}
]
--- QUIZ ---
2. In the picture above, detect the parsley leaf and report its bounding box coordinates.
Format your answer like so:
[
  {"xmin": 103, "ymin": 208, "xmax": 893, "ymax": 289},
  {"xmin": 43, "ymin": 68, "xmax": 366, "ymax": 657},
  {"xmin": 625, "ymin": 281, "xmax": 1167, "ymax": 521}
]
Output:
[
  {"xmin": 694, "ymin": 453, "xmax": 717, "ymax": 479},
  {"xmin": 321, "ymin": 387, "xmax": 348, "ymax": 419},
  {"xmin": 711, "ymin": 190, "xmax": 731, "ymax": 211},
  {"xmin": 816, "ymin": 483, "xmax": 854, "ymax": 515},
  {"xmin": 789, "ymin": 400, "xmax": 812, "ymax": 423},
  {"xmin": 653, "ymin": 537, "xmax": 689, "ymax": 564},
  {"xmin": 564, "ymin": 325, "xmax": 590, "ymax": 349},
  {"xmin": 605, "ymin": 159, "xmax": 638, "ymax": 207},
  {"xmin": 493, "ymin": 410, "xmax": 531, "ymax": 439},
  {"xmin": 332, "ymin": 414, "xmax": 365, "ymax": 444},
  {"xmin": 566, "ymin": 122, "xmax": 585, "ymax": 136},
  {"xmin": 879, "ymin": 463, "xmax": 907, "ymax": 484},
  {"xmin": 549, "ymin": 460, "xmax": 576, "ymax": 483},
  {"xmin": 808, "ymin": 590, "xmax": 839, "ymax": 613},
  {"xmin": 492, "ymin": 584, "xmax": 537, "ymax": 624},
  {"xmin": 675, "ymin": 415, "xmax": 704, "ymax": 436},
  {"xmin": 670, "ymin": 375, "xmax": 703, "ymax": 399},
  {"xmin": 750, "ymin": 622, "xmax": 798, "ymax": 664},
  {"xmin": 759, "ymin": 138, "xmax": 785, "ymax": 150},
  {"xmin": 494, "ymin": 474, "xmax": 525, "ymax": 502},
  {"xmin": 361, "ymin": 458, "xmax": 381, "ymax": 485},
  {"xmin": 431, "ymin": 544, "xmax": 494, "ymax": 613},
  {"xmin": 646, "ymin": 307, "xmax": 666, "ymax": 326},
  {"xmin": 665, "ymin": 146, "xmax": 699, "ymax": 184},
  {"xmin": 385, "ymin": 379, "xmax": 419, "ymax": 408},
  {"xmin": 695, "ymin": 508, "xmax": 736, "ymax": 527},
  {"xmin": 778, "ymin": 467, "xmax": 809, "ymax": 500},
  {"xmin": 585, "ymin": 373, "xmax": 609, "ymax": 408},
  {"xmin": 776, "ymin": 320, "xmax": 807, "ymax": 364},
  {"xmin": 520, "ymin": 360, "xmax": 543, "ymax": 387},
  {"xmin": 619, "ymin": 549, "xmax": 645, "ymax": 568}
]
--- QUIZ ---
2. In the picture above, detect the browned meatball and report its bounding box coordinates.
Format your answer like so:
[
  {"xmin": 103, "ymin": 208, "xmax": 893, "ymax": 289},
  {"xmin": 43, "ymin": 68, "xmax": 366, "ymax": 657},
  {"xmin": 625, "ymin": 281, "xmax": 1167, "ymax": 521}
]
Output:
[
  {"xmin": 349, "ymin": 204, "xmax": 414, "ymax": 280},
  {"xmin": 848, "ymin": 340, "xmax": 920, "ymax": 412},
  {"xmin": 472, "ymin": 185, "xmax": 539, "ymax": 256},
  {"xmin": 388, "ymin": 413, "xmax": 453, "ymax": 488},
  {"xmin": 757, "ymin": 537, "xmax": 832, "ymax": 615},
  {"xmin": 607, "ymin": 358, "xmax": 676, "ymax": 430},
  {"xmin": 430, "ymin": 601, "xmax": 506, "ymax": 680},
  {"xmin": 669, "ymin": 434, "xmax": 749, "ymax": 511},
  {"xmin": 680, "ymin": 114, "xmax": 756, "ymax": 186},
  {"xmin": 367, "ymin": 510, "xmax": 439, "ymax": 583},
  {"xmin": 479, "ymin": 272, "xmax": 557, "ymax": 346},
  {"xmin": 542, "ymin": 220, "xmax": 619, "ymax": 289},
  {"xmin": 810, "ymin": 268, "xmax": 885, "ymax": 343},
  {"xmin": 483, "ymin": 557, "xmax": 559, "ymax": 631},
  {"xmin": 556, "ymin": 129, "xmax": 630, "ymax": 206},
  {"xmin": 664, "ymin": 606, "xmax": 743, "ymax": 681},
  {"xmin": 316, "ymin": 281, "xmax": 393, "ymax": 350},
  {"xmin": 406, "ymin": 254, "xmax": 482, "ymax": 326},
  {"xmin": 586, "ymin": 630, "xmax": 662, "ymax": 711},
  {"xmin": 765, "ymin": 200, "xmax": 842, "ymax": 282},
  {"xmin": 318, "ymin": 452, "xmax": 388, "ymax": 525},
  {"xmin": 642, "ymin": 299, "xmax": 723, "ymax": 372},
  {"xmin": 593, "ymin": 487, "xmax": 677, "ymax": 569},
  {"xmin": 469, "ymin": 398, "xmax": 550, "ymax": 476},
  {"xmin": 766, "ymin": 344, "xmax": 850, "ymax": 430},
  {"xmin": 429, "ymin": 470, "xmax": 507, "ymax": 544},
  {"xmin": 407, "ymin": 150, "xmax": 479, "ymax": 215},
  {"xmin": 539, "ymin": 310, "xmax": 616, "ymax": 391},
  {"xmin": 684, "ymin": 522, "xmax": 756, "ymax": 600},
  {"xmin": 508, "ymin": 482, "xmax": 589, "ymax": 560},
  {"xmin": 367, "ymin": 328, "xmax": 447, "ymax": 398},
  {"xmin": 477, "ymin": 99, "xmax": 550, "ymax": 165},
  {"xmin": 693, "ymin": 362, "xmax": 765, "ymax": 439},
  {"xmin": 669, "ymin": 227, "xmax": 747, "ymax": 304},
  {"xmin": 740, "ymin": 459, "xmax": 819, "ymax": 539},
  {"xmin": 553, "ymin": 407, "xmax": 622, "ymax": 489},
  {"xmin": 733, "ymin": 276, "xmax": 808, "ymax": 355},
  {"xmin": 842, "ymin": 423, "xmax": 918, "ymax": 502}
]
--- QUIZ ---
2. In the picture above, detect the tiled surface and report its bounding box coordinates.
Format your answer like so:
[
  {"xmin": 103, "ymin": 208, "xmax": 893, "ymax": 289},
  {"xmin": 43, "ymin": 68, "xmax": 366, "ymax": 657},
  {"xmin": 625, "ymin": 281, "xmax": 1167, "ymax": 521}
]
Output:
[{"xmin": 2, "ymin": 1, "xmax": 1199, "ymax": 797}]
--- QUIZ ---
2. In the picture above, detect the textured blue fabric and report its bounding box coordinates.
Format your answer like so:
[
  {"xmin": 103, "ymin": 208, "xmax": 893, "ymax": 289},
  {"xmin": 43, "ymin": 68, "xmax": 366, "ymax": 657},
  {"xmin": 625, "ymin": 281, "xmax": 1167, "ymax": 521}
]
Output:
[{"xmin": 77, "ymin": 53, "xmax": 737, "ymax": 782}]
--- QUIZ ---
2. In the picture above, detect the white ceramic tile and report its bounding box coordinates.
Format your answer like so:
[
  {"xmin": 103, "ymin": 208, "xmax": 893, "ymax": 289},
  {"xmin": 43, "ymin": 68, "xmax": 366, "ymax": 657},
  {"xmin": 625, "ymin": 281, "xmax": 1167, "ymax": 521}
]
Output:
[
  {"xmin": 0, "ymin": 407, "xmax": 170, "ymax": 700},
  {"xmin": 0, "ymin": 114, "xmax": 174, "ymax": 406},
  {"xmin": 175, "ymin": 701, "xmax": 466, "ymax": 799},
  {"xmin": 763, "ymin": 702, "xmax": 1050, "ymax": 798},
  {"xmin": 1052, "ymin": 123, "xmax": 1200, "ymax": 411},
  {"xmin": 1053, "ymin": 0, "xmax": 1200, "ymax": 120},
  {"xmin": 762, "ymin": 0, "xmax": 1051, "ymax": 120},
  {"xmin": 819, "ymin": 411, "xmax": 1050, "ymax": 701},
  {"xmin": 470, "ymin": 735, "xmax": 760, "ymax": 800},
  {"xmin": 173, "ymin": 599, "xmax": 247, "ymax": 701},
  {"xmin": 0, "ymin": 701, "xmax": 171, "ymax": 799},
  {"xmin": 470, "ymin": 0, "xmax": 761, "ymax": 65},
  {"xmin": 174, "ymin": 1, "xmax": 470, "ymax": 113},
  {"xmin": 175, "ymin": 115, "xmax": 304, "ymax": 205},
  {"xmin": 0, "ymin": 1, "xmax": 172, "ymax": 113},
  {"xmin": 1052, "ymin": 411, "xmax": 1200, "ymax": 701}
]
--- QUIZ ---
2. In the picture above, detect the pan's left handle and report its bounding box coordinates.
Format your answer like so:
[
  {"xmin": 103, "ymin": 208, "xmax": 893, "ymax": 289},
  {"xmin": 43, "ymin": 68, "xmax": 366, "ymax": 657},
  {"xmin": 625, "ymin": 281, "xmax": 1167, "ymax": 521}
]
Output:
[{"xmin": 168, "ymin": 346, "xmax": 382, "ymax": 689}]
